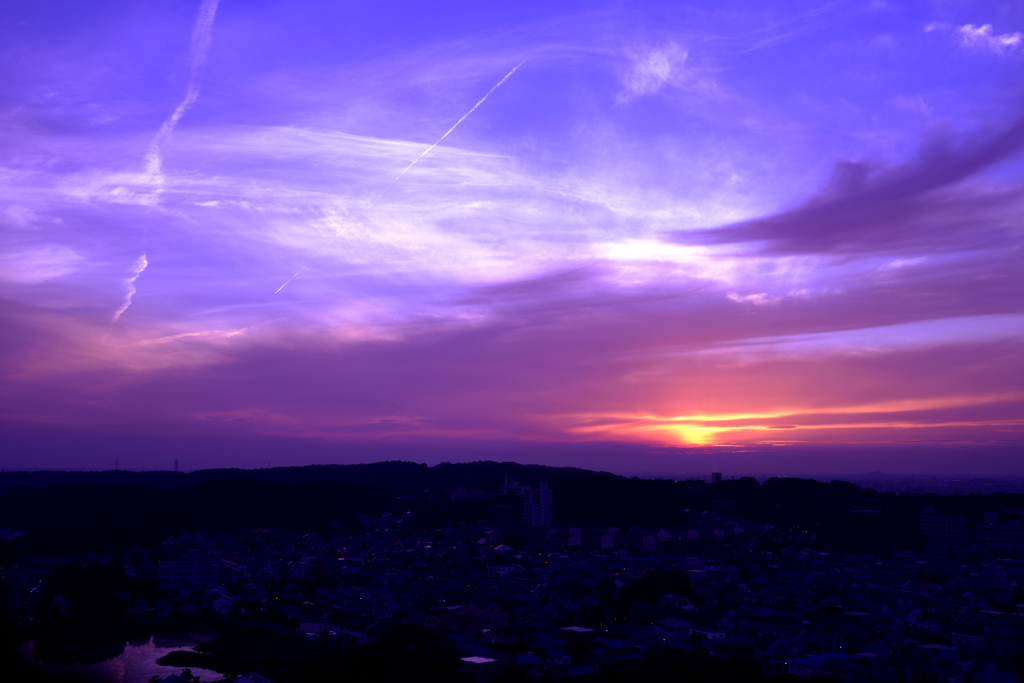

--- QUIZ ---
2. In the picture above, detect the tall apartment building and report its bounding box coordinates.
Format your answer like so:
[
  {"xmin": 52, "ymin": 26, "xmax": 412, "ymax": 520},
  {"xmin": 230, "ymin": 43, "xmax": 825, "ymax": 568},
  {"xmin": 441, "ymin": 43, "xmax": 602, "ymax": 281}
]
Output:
[
  {"xmin": 919, "ymin": 512, "xmax": 965, "ymax": 547},
  {"xmin": 501, "ymin": 478, "xmax": 554, "ymax": 527},
  {"xmin": 977, "ymin": 513, "xmax": 1024, "ymax": 549},
  {"xmin": 158, "ymin": 550, "xmax": 221, "ymax": 590}
]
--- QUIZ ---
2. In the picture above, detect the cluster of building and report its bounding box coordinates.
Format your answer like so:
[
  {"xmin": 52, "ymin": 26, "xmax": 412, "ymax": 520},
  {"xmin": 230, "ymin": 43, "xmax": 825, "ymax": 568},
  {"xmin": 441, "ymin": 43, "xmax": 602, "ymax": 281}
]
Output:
[
  {"xmin": 922, "ymin": 509, "xmax": 1024, "ymax": 551},
  {"xmin": 6, "ymin": 482, "xmax": 1024, "ymax": 682}
]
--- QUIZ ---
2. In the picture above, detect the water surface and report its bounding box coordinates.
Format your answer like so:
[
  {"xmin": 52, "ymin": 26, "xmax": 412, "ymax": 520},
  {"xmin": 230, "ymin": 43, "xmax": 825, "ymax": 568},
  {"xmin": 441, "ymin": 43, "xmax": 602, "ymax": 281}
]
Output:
[{"xmin": 24, "ymin": 635, "xmax": 222, "ymax": 683}]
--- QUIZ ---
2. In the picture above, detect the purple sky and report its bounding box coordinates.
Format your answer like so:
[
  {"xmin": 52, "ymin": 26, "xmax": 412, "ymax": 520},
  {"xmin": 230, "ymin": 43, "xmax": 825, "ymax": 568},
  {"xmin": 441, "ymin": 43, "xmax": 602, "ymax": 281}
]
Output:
[{"xmin": 1, "ymin": 0, "xmax": 1022, "ymax": 473}]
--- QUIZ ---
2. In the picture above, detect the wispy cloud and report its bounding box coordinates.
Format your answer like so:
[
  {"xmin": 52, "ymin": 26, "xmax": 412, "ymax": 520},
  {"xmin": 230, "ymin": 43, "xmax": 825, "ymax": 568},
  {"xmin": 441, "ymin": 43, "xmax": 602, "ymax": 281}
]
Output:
[
  {"xmin": 924, "ymin": 21, "xmax": 1022, "ymax": 56},
  {"xmin": 111, "ymin": 254, "xmax": 148, "ymax": 324},
  {"xmin": 621, "ymin": 43, "xmax": 690, "ymax": 99},
  {"xmin": 665, "ymin": 112, "xmax": 1024, "ymax": 255},
  {"xmin": 0, "ymin": 244, "xmax": 81, "ymax": 284},
  {"xmin": 957, "ymin": 24, "xmax": 1022, "ymax": 55},
  {"xmin": 274, "ymin": 61, "xmax": 526, "ymax": 294},
  {"xmin": 143, "ymin": 0, "xmax": 221, "ymax": 192}
]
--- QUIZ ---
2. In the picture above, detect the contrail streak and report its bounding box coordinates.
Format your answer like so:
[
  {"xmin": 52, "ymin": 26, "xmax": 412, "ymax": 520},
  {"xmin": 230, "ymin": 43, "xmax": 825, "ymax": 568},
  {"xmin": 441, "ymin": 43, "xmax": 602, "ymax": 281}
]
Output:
[
  {"xmin": 274, "ymin": 222, "xmax": 354, "ymax": 294},
  {"xmin": 144, "ymin": 0, "xmax": 221, "ymax": 182},
  {"xmin": 275, "ymin": 61, "xmax": 524, "ymax": 294},
  {"xmin": 396, "ymin": 62, "xmax": 523, "ymax": 180},
  {"xmin": 274, "ymin": 244, "xmax": 330, "ymax": 295},
  {"xmin": 112, "ymin": 254, "xmax": 149, "ymax": 323}
]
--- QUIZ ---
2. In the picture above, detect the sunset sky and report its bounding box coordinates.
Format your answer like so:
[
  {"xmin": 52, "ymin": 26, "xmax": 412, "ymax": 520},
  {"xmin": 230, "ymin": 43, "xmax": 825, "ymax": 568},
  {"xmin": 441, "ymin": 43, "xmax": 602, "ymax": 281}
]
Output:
[{"xmin": 1, "ymin": 0, "xmax": 1022, "ymax": 473}]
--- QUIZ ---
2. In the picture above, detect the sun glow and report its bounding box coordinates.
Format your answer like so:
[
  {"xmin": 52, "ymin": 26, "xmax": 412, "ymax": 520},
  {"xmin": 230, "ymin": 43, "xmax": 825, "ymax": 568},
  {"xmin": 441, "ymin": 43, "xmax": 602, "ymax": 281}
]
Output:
[{"xmin": 563, "ymin": 393, "xmax": 1024, "ymax": 446}]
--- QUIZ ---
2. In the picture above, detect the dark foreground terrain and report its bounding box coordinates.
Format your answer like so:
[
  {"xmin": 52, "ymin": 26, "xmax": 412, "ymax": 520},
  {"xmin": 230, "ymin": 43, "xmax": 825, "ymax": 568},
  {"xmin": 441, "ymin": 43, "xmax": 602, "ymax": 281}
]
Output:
[{"xmin": 2, "ymin": 461, "xmax": 1023, "ymax": 681}]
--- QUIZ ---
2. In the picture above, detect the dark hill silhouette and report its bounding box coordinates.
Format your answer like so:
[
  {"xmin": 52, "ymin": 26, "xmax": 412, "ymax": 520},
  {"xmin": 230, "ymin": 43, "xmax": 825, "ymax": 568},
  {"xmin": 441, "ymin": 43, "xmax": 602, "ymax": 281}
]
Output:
[
  {"xmin": 0, "ymin": 460, "xmax": 607, "ymax": 495},
  {"xmin": 3, "ymin": 461, "xmax": 1024, "ymax": 559},
  {"xmin": 0, "ymin": 479, "xmax": 388, "ymax": 556}
]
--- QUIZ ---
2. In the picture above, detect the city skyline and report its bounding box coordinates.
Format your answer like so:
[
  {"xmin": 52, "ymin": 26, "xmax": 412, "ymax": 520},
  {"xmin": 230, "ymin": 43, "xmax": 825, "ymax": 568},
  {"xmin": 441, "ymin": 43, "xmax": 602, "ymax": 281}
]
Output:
[{"xmin": 1, "ymin": 0, "xmax": 1022, "ymax": 471}]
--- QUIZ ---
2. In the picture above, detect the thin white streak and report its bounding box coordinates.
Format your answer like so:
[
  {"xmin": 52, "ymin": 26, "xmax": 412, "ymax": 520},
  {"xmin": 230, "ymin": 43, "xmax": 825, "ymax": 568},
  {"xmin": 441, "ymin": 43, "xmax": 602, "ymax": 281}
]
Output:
[
  {"xmin": 144, "ymin": 0, "xmax": 221, "ymax": 184},
  {"xmin": 112, "ymin": 254, "xmax": 149, "ymax": 323},
  {"xmin": 274, "ymin": 225, "xmax": 352, "ymax": 294},
  {"xmin": 396, "ymin": 61, "xmax": 524, "ymax": 180},
  {"xmin": 274, "ymin": 255, "xmax": 315, "ymax": 294},
  {"xmin": 274, "ymin": 62, "xmax": 525, "ymax": 294}
]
